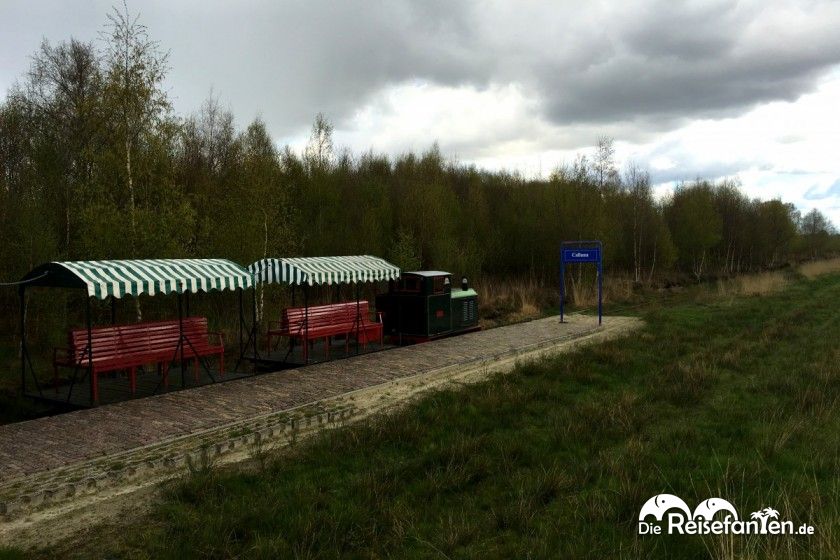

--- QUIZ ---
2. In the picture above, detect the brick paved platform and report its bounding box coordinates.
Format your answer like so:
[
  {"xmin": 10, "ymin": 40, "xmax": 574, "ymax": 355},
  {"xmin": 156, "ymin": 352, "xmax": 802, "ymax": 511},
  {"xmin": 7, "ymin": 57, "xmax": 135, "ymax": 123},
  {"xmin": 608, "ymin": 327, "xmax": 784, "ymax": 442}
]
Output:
[{"xmin": 0, "ymin": 314, "xmax": 641, "ymax": 523}]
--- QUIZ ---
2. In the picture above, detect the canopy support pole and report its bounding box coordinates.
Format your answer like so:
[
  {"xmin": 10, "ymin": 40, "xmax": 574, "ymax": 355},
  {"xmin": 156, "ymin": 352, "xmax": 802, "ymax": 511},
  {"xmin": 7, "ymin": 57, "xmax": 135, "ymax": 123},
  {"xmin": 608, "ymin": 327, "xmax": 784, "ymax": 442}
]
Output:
[
  {"xmin": 251, "ymin": 287, "xmax": 259, "ymax": 366},
  {"xmin": 238, "ymin": 288, "xmax": 244, "ymax": 360},
  {"xmin": 234, "ymin": 287, "xmax": 260, "ymax": 372},
  {"xmin": 156, "ymin": 290, "xmax": 217, "ymax": 397},
  {"xmin": 19, "ymin": 286, "xmax": 43, "ymax": 399},
  {"xmin": 303, "ymin": 285, "xmax": 309, "ymax": 364},
  {"xmin": 355, "ymin": 283, "xmax": 361, "ymax": 355},
  {"xmin": 178, "ymin": 292, "xmax": 185, "ymax": 389},
  {"xmin": 86, "ymin": 297, "xmax": 95, "ymax": 405},
  {"xmin": 19, "ymin": 286, "xmax": 26, "ymax": 396},
  {"xmin": 110, "ymin": 296, "xmax": 116, "ymax": 325},
  {"xmin": 398, "ymin": 291, "xmax": 403, "ymax": 346},
  {"xmin": 282, "ymin": 285, "xmax": 295, "ymax": 363}
]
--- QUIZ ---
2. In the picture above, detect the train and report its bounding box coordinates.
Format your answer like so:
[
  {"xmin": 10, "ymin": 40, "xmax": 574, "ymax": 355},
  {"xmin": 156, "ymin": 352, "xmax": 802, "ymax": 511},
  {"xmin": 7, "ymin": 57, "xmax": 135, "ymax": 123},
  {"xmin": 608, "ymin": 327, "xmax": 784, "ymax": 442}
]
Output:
[{"xmin": 375, "ymin": 270, "xmax": 480, "ymax": 343}]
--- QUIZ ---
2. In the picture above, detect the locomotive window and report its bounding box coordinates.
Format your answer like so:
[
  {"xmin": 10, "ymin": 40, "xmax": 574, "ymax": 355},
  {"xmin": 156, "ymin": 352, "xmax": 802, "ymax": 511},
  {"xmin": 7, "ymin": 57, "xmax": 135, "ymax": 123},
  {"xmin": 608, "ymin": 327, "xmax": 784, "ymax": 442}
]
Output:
[
  {"xmin": 432, "ymin": 276, "xmax": 450, "ymax": 294},
  {"xmin": 399, "ymin": 277, "xmax": 421, "ymax": 292}
]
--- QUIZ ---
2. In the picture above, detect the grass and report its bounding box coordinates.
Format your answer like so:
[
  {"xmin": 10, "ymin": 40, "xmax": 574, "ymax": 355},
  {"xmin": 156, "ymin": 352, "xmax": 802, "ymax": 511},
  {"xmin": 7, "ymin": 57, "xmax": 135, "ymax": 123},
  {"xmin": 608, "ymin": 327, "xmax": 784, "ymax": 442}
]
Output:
[{"xmin": 11, "ymin": 272, "xmax": 840, "ymax": 559}]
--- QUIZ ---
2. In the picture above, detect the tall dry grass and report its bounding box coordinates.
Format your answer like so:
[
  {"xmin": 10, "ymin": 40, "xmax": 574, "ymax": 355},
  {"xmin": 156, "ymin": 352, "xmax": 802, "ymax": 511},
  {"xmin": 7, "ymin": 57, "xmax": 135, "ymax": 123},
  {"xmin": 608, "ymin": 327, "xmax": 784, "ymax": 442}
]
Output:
[
  {"xmin": 474, "ymin": 273, "xmax": 637, "ymax": 326},
  {"xmin": 568, "ymin": 273, "xmax": 634, "ymax": 307},
  {"xmin": 475, "ymin": 257, "xmax": 840, "ymax": 324},
  {"xmin": 799, "ymin": 257, "xmax": 840, "ymax": 279},
  {"xmin": 717, "ymin": 271, "xmax": 790, "ymax": 297},
  {"xmin": 713, "ymin": 258, "xmax": 840, "ymax": 298},
  {"xmin": 473, "ymin": 277, "xmax": 547, "ymax": 326}
]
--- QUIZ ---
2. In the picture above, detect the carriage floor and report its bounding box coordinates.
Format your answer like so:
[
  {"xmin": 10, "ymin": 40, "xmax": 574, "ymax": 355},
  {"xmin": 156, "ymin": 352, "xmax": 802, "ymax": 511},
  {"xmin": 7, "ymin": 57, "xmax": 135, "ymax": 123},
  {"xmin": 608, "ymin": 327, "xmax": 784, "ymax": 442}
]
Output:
[
  {"xmin": 29, "ymin": 337, "xmax": 398, "ymax": 408},
  {"xmin": 37, "ymin": 366, "xmax": 255, "ymax": 408}
]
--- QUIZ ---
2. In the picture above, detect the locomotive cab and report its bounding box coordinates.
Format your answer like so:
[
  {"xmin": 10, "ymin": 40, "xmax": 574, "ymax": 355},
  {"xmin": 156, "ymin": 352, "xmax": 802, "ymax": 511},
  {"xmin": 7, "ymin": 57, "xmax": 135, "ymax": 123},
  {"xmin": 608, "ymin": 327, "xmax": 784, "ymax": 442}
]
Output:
[{"xmin": 376, "ymin": 271, "xmax": 479, "ymax": 342}]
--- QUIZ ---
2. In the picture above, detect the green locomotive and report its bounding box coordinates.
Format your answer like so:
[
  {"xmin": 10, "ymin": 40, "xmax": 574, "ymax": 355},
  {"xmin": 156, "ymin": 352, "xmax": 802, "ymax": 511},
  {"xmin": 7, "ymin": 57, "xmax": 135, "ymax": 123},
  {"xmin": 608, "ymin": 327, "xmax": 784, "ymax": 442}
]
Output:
[{"xmin": 375, "ymin": 271, "xmax": 480, "ymax": 343}]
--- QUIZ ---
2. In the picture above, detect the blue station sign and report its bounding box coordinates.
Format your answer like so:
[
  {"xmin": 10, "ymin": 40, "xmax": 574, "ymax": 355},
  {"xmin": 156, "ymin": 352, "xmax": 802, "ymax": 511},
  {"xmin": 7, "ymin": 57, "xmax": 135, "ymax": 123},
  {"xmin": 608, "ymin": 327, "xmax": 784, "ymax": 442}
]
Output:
[
  {"xmin": 560, "ymin": 241, "xmax": 604, "ymax": 325},
  {"xmin": 562, "ymin": 248, "xmax": 601, "ymax": 263}
]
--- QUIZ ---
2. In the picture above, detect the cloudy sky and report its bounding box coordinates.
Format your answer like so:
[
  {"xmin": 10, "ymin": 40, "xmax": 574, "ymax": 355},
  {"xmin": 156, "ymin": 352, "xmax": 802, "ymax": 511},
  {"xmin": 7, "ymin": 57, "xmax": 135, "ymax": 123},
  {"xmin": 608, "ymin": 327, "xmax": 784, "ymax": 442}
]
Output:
[{"xmin": 2, "ymin": 0, "xmax": 839, "ymax": 224}]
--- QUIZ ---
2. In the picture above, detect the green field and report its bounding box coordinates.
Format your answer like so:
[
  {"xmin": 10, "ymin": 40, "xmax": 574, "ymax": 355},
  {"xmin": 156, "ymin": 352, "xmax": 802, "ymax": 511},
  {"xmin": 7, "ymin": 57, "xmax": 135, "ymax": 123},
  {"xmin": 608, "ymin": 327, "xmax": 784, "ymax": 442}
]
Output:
[{"xmin": 20, "ymin": 272, "xmax": 840, "ymax": 559}]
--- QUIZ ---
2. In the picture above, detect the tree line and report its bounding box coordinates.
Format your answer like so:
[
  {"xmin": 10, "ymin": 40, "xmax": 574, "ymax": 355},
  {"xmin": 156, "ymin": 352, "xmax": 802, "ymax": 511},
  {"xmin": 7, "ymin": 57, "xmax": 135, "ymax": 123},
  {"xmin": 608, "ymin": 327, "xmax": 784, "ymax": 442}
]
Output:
[{"xmin": 1, "ymin": 6, "xmax": 838, "ymax": 334}]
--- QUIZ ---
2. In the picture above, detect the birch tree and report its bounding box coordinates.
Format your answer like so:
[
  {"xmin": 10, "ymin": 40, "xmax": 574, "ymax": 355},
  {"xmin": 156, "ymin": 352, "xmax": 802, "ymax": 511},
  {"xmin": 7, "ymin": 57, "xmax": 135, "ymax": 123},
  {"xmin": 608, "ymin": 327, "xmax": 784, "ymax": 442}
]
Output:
[
  {"xmin": 592, "ymin": 136, "xmax": 618, "ymax": 192},
  {"xmin": 26, "ymin": 39, "xmax": 102, "ymax": 258},
  {"xmin": 101, "ymin": 2, "xmax": 170, "ymax": 320},
  {"xmin": 304, "ymin": 113, "xmax": 334, "ymax": 172},
  {"xmin": 623, "ymin": 162, "xmax": 651, "ymax": 282},
  {"xmin": 102, "ymin": 1, "xmax": 170, "ymax": 258}
]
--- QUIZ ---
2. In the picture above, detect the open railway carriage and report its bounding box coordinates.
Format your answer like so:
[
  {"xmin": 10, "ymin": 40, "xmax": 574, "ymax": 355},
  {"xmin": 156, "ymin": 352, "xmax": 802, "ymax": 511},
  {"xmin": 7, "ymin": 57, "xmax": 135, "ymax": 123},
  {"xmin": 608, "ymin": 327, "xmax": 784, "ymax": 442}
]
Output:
[
  {"xmin": 248, "ymin": 258, "xmax": 480, "ymax": 362},
  {"xmin": 247, "ymin": 255, "xmax": 401, "ymax": 365},
  {"xmin": 18, "ymin": 259, "xmax": 255, "ymax": 407}
]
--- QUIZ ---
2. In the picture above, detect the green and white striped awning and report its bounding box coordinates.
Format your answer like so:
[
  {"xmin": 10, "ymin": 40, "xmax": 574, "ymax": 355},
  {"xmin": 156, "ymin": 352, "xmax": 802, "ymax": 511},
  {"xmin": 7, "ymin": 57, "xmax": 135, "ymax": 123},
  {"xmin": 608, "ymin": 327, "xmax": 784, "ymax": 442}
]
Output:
[
  {"xmin": 21, "ymin": 259, "xmax": 253, "ymax": 299},
  {"xmin": 248, "ymin": 256, "xmax": 400, "ymax": 286}
]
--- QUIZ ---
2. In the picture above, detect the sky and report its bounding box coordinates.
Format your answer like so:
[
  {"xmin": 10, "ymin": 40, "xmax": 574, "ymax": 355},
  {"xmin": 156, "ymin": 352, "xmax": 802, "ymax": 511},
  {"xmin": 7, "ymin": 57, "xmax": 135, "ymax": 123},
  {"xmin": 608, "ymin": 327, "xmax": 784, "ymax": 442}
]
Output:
[{"xmin": 2, "ymin": 0, "xmax": 839, "ymax": 225}]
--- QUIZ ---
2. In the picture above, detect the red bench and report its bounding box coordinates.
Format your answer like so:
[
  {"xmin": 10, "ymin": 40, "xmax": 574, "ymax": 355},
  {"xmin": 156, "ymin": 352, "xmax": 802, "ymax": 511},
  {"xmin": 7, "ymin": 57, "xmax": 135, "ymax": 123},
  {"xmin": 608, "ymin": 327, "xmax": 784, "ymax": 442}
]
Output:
[
  {"xmin": 53, "ymin": 317, "xmax": 224, "ymax": 403},
  {"xmin": 266, "ymin": 301, "xmax": 383, "ymax": 361}
]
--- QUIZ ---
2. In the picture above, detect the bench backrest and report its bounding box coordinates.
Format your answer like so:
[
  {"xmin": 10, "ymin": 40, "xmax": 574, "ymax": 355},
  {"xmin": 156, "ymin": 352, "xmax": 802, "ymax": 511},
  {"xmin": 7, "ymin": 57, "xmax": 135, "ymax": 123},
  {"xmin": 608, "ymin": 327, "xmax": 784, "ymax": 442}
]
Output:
[
  {"xmin": 69, "ymin": 317, "xmax": 211, "ymax": 364},
  {"xmin": 281, "ymin": 301, "xmax": 371, "ymax": 333}
]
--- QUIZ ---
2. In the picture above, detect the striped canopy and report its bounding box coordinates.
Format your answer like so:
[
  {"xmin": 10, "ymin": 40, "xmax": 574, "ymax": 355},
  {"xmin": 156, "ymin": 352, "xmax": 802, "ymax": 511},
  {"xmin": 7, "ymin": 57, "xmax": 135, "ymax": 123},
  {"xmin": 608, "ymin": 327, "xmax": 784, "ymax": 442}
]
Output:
[
  {"xmin": 21, "ymin": 259, "xmax": 253, "ymax": 299},
  {"xmin": 249, "ymin": 256, "xmax": 400, "ymax": 286}
]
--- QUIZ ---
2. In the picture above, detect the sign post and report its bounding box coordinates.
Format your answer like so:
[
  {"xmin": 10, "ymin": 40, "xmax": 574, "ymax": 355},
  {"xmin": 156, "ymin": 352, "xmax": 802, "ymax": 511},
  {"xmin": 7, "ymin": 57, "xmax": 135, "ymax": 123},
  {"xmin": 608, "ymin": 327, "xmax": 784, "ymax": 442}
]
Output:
[{"xmin": 560, "ymin": 240, "xmax": 603, "ymax": 325}]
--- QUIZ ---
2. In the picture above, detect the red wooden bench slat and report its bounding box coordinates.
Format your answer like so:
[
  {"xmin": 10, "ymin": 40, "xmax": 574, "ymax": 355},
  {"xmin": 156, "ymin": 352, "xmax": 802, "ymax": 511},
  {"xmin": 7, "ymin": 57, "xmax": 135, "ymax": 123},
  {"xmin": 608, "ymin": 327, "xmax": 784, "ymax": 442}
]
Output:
[{"xmin": 54, "ymin": 317, "xmax": 225, "ymax": 403}]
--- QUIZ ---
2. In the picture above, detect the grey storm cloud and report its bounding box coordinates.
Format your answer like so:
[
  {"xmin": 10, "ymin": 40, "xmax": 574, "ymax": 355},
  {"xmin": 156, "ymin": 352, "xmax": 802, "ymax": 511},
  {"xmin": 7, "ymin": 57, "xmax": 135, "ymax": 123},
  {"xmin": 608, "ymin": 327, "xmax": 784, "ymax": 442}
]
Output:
[
  {"xmin": 2, "ymin": 0, "xmax": 840, "ymax": 139},
  {"xmin": 181, "ymin": 0, "xmax": 492, "ymax": 128},
  {"xmin": 529, "ymin": 0, "xmax": 840, "ymax": 127}
]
